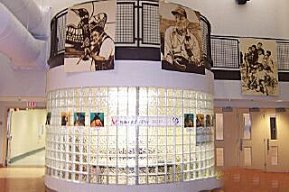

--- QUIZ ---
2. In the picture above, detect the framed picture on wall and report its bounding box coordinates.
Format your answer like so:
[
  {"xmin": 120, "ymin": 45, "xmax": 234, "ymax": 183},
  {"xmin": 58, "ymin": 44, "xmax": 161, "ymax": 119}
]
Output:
[
  {"xmin": 160, "ymin": 2, "xmax": 205, "ymax": 74},
  {"xmin": 205, "ymin": 114, "xmax": 211, "ymax": 127},
  {"xmin": 196, "ymin": 114, "xmax": 204, "ymax": 127},
  {"xmin": 184, "ymin": 113, "xmax": 194, "ymax": 128},
  {"xmin": 46, "ymin": 112, "xmax": 51, "ymax": 125},
  {"xmin": 239, "ymin": 38, "xmax": 279, "ymax": 96},
  {"xmin": 61, "ymin": 112, "xmax": 70, "ymax": 126},
  {"xmin": 90, "ymin": 112, "xmax": 104, "ymax": 127},
  {"xmin": 74, "ymin": 112, "xmax": 85, "ymax": 126},
  {"xmin": 64, "ymin": 0, "xmax": 116, "ymax": 72}
]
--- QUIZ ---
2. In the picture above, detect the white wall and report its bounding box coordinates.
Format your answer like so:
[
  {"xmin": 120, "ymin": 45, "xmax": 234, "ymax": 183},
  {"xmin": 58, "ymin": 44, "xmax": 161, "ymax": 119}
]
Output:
[
  {"xmin": 10, "ymin": 109, "xmax": 46, "ymax": 159},
  {"xmin": 214, "ymin": 80, "xmax": 289, "ymax": 108},
  {"xmin": 47, "ymin": 61, "xmax": 214, "ymax": 95},
  {"xmin": 0, "ymin": 53, "xmax": 47, "ymax": 98}
]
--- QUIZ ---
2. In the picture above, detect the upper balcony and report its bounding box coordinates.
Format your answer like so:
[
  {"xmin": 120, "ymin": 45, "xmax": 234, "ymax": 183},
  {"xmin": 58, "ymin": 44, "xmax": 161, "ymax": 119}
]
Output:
[{"xmin": 48, "ymin": 0, "xmax": 213, "ymax": 70}]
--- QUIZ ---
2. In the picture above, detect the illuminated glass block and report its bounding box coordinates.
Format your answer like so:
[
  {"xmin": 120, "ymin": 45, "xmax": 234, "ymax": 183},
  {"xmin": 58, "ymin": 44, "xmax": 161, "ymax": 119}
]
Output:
[{"xmin": 46, "ymin": 87, "xmax": 215, "ymax": 183}]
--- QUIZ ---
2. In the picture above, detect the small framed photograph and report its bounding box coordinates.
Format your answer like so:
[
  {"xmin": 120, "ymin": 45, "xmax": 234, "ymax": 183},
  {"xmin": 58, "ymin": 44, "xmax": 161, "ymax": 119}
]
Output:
[
  {"xmin": 196, "ymin": 114, "xmax": 204, "ymax": 127},
  {"xmin": 205, "ymin": 114, "xmax": 212, "ymax": 127},
  {"xmin": 74, "ymin": 112, "xmax": 85, "ymax": 126},
  {"xmin": 90, "ymin": 112, "xmax": 104, "ymax": 127},
  {"xmin": 46, "ymin": 112, "xmax": 51, "ymax": 125},
  {"xmin": 184, "ymin": 113, "xmax": 194, "ymax": 128},
  {"xmin": 61, "ymin": 112, "xmax": 70, "ymax": 126}
]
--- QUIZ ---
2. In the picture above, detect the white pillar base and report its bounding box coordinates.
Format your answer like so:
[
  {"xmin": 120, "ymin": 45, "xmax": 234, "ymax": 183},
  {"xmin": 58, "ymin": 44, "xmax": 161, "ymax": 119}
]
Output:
[{"xmin": 45, "ymin": 176, "xmax": 221, "ymax": 192}]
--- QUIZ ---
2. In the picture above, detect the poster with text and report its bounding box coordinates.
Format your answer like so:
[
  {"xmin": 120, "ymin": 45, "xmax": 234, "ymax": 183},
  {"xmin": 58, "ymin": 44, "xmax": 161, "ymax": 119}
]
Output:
[
  {"xmin": 240, "ymin": 38, "xmax": 279, "ymax": 96},
  {"xmin": 160, "ymin": 2, "xmax": 204, "ymax": 74},
  {"xmin": 64, "ymin": 0, "xmax": 116, "ymax": 72}
]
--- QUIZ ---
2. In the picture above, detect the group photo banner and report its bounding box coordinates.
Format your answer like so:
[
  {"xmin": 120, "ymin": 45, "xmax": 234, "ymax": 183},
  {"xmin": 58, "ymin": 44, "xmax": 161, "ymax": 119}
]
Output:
[
  {"xmin": 160, "ymin": 2, "xmax": 204, "ymax": 74},
  {"xmin": 64, "ymin": 0, "xmax": 116, "ymax": 73},
  {"xmin": 239, "ymin": 38, "xmax": 279, "ymax": 96}
]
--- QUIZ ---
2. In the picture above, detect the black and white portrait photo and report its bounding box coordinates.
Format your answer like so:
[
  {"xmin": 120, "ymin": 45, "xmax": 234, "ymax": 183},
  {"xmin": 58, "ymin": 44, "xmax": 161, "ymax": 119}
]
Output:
[
  {"xmin": 240, "ymin": 38, "xmax": 279, "ymax": 96},
  {"xmin": 160, "ymin": 2, "xmax": 204, "ymax": 74},
  {"xmin": 64, "ymin": 0, "xmax": 116, "ymax": 72}
]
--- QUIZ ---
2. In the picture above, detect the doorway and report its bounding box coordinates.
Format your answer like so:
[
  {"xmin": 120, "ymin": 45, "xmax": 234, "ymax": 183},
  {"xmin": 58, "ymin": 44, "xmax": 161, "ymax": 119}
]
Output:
[
  {"xmin": 215, "ymin": 108, "xmax": 289, "ymax": 172},
  {"xmin": 6, "ymin": 108, "xmax": 47, "ymax": 167}
]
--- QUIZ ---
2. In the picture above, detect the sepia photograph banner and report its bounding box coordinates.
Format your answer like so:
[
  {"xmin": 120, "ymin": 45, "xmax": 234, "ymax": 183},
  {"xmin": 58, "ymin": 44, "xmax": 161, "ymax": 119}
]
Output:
[
  {"xmin": 160, "ymin": 2, "xmax": 204, "ymax": 74},
  {"xmin": 64, "ymin": 0, "xmax": 116, "ymax": 72},
  {"xmin": 240, "ymin": 38, "xmax": 279, "ymax": 96}
]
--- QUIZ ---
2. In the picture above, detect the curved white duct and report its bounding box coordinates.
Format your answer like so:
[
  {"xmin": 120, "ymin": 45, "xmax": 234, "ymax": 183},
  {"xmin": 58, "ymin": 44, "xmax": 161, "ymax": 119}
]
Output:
[
  {"xmin": 0, "ymin": 0, "xmax": 48, "ymax": 39},
  {"xmin": 0, "ymin": 3, "xmax": 46, "ymax": 69}
]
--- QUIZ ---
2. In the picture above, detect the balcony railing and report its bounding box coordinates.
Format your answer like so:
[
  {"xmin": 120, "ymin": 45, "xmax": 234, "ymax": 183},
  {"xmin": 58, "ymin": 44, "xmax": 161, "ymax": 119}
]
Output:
[{"xmin": 48, "ymin": 0, "xmax": 212, "ymax": 69}]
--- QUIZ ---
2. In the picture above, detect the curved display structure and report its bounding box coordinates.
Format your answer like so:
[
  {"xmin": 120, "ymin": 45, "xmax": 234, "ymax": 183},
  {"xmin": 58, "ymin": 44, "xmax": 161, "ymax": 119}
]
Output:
[
  {"xmin": 45, "ymin": 1, "xmax": 219, "ymax": 191},
  {"xmin": 45, "ymin": 63, "xmax": 219, "ymax": 192}
]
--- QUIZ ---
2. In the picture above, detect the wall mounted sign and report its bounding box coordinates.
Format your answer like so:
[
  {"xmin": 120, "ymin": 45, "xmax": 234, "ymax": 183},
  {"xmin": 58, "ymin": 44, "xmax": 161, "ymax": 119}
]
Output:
[
  {"xmin": 111, "ymin": 116, "xmax": 181, "ymax": 126},
  {"xmin": 184, "ymin": 113, "xmax": 194, "ymax": 128},
  {"xmin": 27, "ymin": 101, "xmax": 37, "ymax": 108}
]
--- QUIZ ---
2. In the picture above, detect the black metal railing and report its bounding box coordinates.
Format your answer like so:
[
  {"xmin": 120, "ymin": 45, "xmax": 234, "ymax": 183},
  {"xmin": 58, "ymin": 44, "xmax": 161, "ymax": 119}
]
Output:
[
  {"xmin": 211, "ymin": 36, "xmax": 289, "ymax": 71},
  {"xmin": 48, "ymin": 0, "xmax": 212, "ymax": 69},
  {"xmin": 211, "ymin": 36, "xmax": 239, "ymax": 69}
]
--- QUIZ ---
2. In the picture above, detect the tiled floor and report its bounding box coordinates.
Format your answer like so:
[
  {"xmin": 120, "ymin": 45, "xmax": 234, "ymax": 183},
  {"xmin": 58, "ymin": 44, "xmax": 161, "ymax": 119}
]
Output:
[
  {"xmin": 1, "ymin": 167, "xmax": 289, "ymax": 191},
  {"xmin": 0, "ymin": 167, "xmax": 45, "ymax": 178},
  {"xmin": 222, "ymin": 167, "xmax": 289, "ymax": 192},
  {"xmin": 0, "ymin": 168, "xmax": 46, "ymax": 192}
]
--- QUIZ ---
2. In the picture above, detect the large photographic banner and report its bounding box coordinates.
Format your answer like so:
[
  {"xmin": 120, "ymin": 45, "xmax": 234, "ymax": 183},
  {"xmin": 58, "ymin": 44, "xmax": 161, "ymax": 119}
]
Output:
[
  {"xmin": 64, "ymin": 0, "xmax": 116, "ymax": 72},
  {"xmin": 240, "ymin": 38, "xmax": 279, "ymax": 96},
  {"xmin": 160, "ymin": 2, "xmax": 204, "ymax": 74}
]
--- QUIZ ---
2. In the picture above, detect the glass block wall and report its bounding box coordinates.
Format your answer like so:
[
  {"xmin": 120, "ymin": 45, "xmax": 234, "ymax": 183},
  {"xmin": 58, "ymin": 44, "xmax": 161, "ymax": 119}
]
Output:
[{"xmin": 46, "ymin": 87, "xmax": 215, "ymax": 185}]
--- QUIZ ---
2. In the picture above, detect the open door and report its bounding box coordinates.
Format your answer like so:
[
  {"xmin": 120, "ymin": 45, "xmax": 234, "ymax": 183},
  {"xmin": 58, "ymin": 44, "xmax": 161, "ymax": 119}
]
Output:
[
  {"xmin": 5, "ymin": 109, "xmax": 13, "ymax": 166},
  {"xmin": 5, "ymin": 108, "xmax": 46, "ymax": 166}
]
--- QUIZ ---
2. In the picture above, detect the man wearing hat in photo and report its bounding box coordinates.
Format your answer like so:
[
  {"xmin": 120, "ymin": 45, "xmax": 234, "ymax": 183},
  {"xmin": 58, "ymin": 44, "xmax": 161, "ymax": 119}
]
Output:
[
  {"xmin": 163, "ymin": 6, "xmax": 201, "ymax": 71},
  {"xmin": 89, "ymin": 12, "xmax": 115, "ymax": 71}
]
